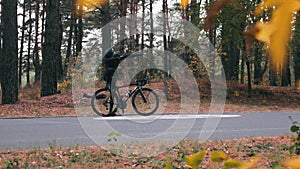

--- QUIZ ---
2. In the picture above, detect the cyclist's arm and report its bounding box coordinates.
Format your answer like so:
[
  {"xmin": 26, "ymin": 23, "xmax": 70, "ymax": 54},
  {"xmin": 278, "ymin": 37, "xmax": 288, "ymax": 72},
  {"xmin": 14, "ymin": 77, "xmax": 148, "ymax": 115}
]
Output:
[{"xmin": 103, "ymin": 55, "xmax": 121, "ymax": 63}]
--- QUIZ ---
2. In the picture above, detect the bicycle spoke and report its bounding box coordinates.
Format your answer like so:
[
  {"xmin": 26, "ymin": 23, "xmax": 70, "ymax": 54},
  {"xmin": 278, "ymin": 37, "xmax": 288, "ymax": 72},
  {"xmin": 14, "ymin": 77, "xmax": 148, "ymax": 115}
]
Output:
[{"xmin": 132, "ymin": 88, "xmax": 159, "ymax": 116}]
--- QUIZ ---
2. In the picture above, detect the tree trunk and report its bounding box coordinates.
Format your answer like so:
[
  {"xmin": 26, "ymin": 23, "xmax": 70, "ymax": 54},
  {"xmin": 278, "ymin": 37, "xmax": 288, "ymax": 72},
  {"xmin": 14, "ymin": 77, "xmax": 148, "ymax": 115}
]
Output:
[
  {"xmin": 253, "ymin": 43, "xmax": 263, "ymax": 85},
  {"xmin": 41, "ymin": 0, "xmax": 61, "ymax": 97},
  {"xmin": 281, "ymin": 55, "xmax": 291, "ymax": 86},
  {"xmin": 246, "ymin": 57, "xmax": 252, "ymax": 97},
  {"xmin": 27, "ymin": 1, "xmax": 33, "ymax": 85},
  {"xmin": 41, "ymin": 0, "xmax": 46, "ymax": 51},
  {"xmin": 19, "ymin": 0, "xmax": 26, "ymax": 88},
  {"xmin": 269, "ymin": 62, "xmax": 278, "ymax": 86},
  {"xmin": 75, "ymin": 17, "xmax": 83, "ymax": 58},
  {"xmin": 119, "ymin": 0, "xmax": 126, "ymax": 54},
  {"xmin": 1, "ymin": 0, "xmax": 18, "ymax": 104},
  {"xmin": 292, "ymin": 13, "xmax": 300, "ymax": 86},
  {"xmin": 101, "ymin": 2, "xmax": 111, "ymax": 55},
  {"xmin": 33, "ymin": 0, "xmax": 41, "ymax": 82},
  {"xmin": 190, "ymin": 0, "xmax": 200, "ymax": 26},
  {"xmin": 56, "ymin": 11, "xmax": 63, "ymax": 82},
  {"xmin": 0, "ymin": 2, "xmax": 2, "ymax": 89},
  {"xmin": 64, "ymin": 0, "xmax": 75, "ymax": 79},
  {"xmin": 240, "ymin": 49, "xmax": 245, "ymax": 84},
  {"xmin": 221, "ymin": 35, "xmax": 240, "ymax": 81},
  {"xmin": 163, "ymin": 0, "xmax": 169, "ymax": 76},
  {"xmin": 141, "ymin": 0, "xmax": 145, "ymax": 51},
  {"xmin": 149, "ymin": 0, "xmax": 154, "ymax": 50}
]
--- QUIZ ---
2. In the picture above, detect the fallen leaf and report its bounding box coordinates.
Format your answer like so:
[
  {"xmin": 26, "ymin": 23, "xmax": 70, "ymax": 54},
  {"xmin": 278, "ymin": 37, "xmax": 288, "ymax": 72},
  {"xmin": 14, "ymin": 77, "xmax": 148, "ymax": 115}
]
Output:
[
  {"xmin": 185, "ymin": 150, "xmax": 205, "ymax": 169},
  {"xmin": 283, "ymin": 156, "xmax": 300, "ymax": 169},
  {"xmin": 210, "ymin": 151, "xmax": 228, "ymax": 162}
]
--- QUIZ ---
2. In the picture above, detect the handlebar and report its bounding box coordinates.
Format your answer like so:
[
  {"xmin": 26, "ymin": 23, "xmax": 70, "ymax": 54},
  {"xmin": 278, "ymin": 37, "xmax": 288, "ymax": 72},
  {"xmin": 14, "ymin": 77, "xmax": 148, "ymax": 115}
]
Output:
[{"xmin": 131, "ymin": 77, "xmax": 149, "ymax": 86}]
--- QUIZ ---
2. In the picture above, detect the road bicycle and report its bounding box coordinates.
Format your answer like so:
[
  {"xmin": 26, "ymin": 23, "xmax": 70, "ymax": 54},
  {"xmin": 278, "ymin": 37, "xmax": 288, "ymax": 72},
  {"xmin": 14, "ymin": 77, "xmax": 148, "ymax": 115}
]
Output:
[{"xmin": 84, "ymin": 77, "xmax": 159, "ymax": 117}]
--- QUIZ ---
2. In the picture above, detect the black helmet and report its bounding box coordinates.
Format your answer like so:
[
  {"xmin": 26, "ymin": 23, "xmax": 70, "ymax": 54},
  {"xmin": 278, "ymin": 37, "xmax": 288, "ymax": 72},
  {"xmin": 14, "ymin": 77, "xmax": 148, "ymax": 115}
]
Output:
[{"xmin": 104, "ymin": 48, "xmax": 114, "ymax": 58}]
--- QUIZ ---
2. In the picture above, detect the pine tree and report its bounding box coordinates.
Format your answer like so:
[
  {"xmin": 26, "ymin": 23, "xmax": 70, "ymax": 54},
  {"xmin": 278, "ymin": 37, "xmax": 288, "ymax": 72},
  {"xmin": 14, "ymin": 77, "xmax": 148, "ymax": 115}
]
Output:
[
  {"xmin": 41, "ymin": 0, "xmax": 61, "ymax": 97},
  {"xmin": 1, "ymin": 0, "xmax": 19, "ymax": 104}
]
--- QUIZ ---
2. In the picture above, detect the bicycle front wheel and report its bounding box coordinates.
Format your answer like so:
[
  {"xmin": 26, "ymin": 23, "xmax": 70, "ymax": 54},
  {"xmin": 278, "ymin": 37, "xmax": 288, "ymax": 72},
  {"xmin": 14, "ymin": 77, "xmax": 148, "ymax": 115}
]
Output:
[
  {"xmin": 91, "ymin": 88, "xmax": 114, "ymax": 116},
  {"xmin": 132, "ymin": 88, "xmax": 159, "ymax": 116}
]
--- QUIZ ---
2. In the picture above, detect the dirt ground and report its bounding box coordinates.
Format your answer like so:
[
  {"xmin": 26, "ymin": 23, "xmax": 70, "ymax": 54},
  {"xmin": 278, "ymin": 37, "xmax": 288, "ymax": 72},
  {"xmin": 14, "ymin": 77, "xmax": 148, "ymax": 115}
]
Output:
[{"xmin": 0, "ymin": 80, "xmax": 299, "ymax": 118}]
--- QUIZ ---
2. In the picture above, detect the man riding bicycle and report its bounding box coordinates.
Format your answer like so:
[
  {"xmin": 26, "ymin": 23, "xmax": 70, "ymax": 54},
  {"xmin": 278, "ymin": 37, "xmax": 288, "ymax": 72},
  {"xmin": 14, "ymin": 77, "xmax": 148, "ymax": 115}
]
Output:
[{"xmin": 102, "ymin": 48, "xmax": 128, "ymax": 116}]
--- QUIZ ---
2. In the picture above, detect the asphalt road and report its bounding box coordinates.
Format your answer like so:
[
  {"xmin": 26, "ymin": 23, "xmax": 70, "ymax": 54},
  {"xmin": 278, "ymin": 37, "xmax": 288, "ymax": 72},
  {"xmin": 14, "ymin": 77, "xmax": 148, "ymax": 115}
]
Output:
[{"xmin": 0, "ymin": 112, "xmax": 299, "ymax": 150}]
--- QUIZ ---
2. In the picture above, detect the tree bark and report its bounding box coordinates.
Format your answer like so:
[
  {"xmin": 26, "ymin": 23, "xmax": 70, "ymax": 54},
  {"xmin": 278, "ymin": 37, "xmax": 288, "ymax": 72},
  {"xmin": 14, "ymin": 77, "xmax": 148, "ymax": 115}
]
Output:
[
  {"xmin": 190, "ymin": 0, "xmax": 200, "ymax": 26},
  {"xmin": 41, "ymin": 0, "xmax": 61, "ymax": 97},
  {"xmin": 101, "ymin": 2, "xmax": 111, "ymax": 54},
  {"xmin": 64, "ymin": 0, "xmax": 75, "ymax": 79},
  {"xmin": 149, "ymin": 0, "xmax": 154, "ymax": 50},
  {"xmin": 75, "ymin": 17, "xmax": 83, "ymax": 58},
  {"xmin": 269, "ymin": 62, "xmax": 278, "ymax": 86},
  {"xmin": 253, "ymin": 42, "xmax": 263, "ymax": 85},
  {"xmin": 27, "ymin": 1, "xmax": 33, "ymax": 85},
  {"xmin": 56, "ymin": 10, "xmax": 63, "ymax": 82},
  {"xmin": 281, "ymin": 55, "xmax": 291, "ymax": 86},
  {"xmin": 19, "ymin": 0, "xmax": 26, "ymax": 88},
  {"xmin": 221, "ymin": 34, "xmax": 240, "ymax": 81},
  {"xmin": 292, "ymin": 13, "xmax": 300, "ymax": 86},
  {"xmin": 1, "ymin": 0, "xmax": 18, "ymax": 104},
  {"xmin": 33, "ymin": 0, "xmax": 41, "ymax": 82},
  {"xmin": 246, "ymin": 57, "xmax": 252, "ymax": 97},
  {"xmin": 119, "ymin": 0, "xmax": 126, "ymax": 54},
  {"xmin": 163, "ymin": 0, "xmax": 169, "ymax": 76}
]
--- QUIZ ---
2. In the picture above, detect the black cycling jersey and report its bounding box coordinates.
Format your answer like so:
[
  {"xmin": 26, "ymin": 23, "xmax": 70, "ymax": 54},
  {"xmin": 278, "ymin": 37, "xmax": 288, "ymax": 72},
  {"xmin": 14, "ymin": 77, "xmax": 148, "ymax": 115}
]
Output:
[{"xmin": 102, "ymin": 48, "xmax": 126, "ymax": 88}]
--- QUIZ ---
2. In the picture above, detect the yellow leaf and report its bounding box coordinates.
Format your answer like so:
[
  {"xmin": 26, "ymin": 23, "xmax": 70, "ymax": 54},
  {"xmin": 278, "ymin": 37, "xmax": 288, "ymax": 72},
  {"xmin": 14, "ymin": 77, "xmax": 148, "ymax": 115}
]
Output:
[
  {"xmin": 297, "ymin": 80, "xmax": 300, "ymax": 90},
  {"xmin": 181, "ymin": 0, "xmax": 190, "ymax": 8},
  {"xmin": 238, "ymin": 156, "xmax": 260, "ymax": 169},
  {"xmin": 185, "ymin": 164, "xmax": 192, "ymax": 169},
  {"xmin": 283, "ymin": 156, "xmax": 300, "ymax": 169},
  {"xmin": 164, "ymin": 159, "xmax": 172, "ymax": 169},
  {"xmin": 255, "ymin": 22, "xmax": 276, "ymax": 46},
  {"xmin": 210, "ymin": 151, "xmax": 228, "ymax": 162},
  {"xmin": 185, "ymin": 150, "xmax": 205, "ymax": 169},
  {"xmin": 233, "ymin": 91, "xmax": 240, "ymax": 97},
  {"xmin": 223, "ymin": 158, "xmax": 243, "ymax": 169},
  {"xmin": 254, "ymin": 0, "xmax": 300, "ymax": 71},
  {"xmin": 254, "ymin": 0, "xmax": 285, "ymax": 15}
]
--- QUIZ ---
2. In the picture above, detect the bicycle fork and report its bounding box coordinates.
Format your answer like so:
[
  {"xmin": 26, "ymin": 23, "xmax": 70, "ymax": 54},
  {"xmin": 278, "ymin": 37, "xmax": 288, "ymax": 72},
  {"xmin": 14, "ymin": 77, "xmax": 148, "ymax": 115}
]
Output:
[{"xmin": 138, "ymin": 88, "xmax": 148, "ymax": 103}]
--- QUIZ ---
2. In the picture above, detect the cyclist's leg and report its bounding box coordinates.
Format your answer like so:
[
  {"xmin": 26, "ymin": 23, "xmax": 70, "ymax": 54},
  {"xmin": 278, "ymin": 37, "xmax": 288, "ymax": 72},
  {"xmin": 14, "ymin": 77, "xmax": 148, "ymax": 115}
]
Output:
[{"xmin": 103, "ymin": 68, "xmax": 119, "ymax": 116}]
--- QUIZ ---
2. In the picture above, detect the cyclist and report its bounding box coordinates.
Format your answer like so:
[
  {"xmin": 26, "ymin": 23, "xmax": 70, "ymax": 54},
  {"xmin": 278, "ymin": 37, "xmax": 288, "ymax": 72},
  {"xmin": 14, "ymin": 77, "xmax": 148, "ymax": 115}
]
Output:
[{"xmin": 102, "ymin": 48, "xmax": 127, "ymax": 116}]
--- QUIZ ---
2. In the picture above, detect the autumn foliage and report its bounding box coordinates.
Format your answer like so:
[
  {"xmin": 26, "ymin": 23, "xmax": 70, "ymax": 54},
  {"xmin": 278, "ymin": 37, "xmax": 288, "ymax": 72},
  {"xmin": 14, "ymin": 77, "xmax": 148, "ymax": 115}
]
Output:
[{"xmin": 254, "ymin": 0, "xmax": 300, "ymax": 71}]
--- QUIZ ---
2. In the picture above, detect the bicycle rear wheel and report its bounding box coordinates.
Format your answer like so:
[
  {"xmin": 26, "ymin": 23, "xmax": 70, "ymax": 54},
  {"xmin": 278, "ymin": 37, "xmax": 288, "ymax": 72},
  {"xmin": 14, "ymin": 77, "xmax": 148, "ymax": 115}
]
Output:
[
  {"xmin": 132, "ymin": 88, "xmax": 159, "ymax": 116},
  {"xmin": 91, "ymin": 88, "xmax": 114, "ymax": 116}
]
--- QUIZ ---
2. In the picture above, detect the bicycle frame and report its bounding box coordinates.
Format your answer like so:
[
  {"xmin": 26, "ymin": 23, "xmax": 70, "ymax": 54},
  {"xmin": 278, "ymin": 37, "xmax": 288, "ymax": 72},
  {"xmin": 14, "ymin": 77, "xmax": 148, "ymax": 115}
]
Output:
[{"xmin": 110, "ymin": 82, "xmax": 146, "ymax": 114}]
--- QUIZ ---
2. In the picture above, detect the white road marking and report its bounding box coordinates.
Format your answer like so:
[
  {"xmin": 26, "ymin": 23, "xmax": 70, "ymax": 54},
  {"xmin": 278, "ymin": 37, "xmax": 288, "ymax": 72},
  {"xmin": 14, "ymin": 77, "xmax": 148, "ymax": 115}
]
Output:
[{"xmin": 93, "ymin": 114, "xmax": 241, "ymax": 121}]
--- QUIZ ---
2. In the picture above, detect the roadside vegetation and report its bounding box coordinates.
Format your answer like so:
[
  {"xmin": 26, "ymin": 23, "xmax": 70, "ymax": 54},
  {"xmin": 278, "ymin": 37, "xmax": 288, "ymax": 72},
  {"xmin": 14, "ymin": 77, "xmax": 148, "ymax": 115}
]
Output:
[{"xmin": 0, "ymin": 135, "xmax": 299, "ymax": 169}]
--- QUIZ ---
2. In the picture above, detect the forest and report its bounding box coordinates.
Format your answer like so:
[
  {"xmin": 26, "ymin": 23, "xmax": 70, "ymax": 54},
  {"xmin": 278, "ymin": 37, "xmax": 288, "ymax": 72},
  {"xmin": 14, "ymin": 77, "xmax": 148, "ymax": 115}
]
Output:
[{"xmin": 0, "ymin": 0, "xmax": 299, "ymax": 105}]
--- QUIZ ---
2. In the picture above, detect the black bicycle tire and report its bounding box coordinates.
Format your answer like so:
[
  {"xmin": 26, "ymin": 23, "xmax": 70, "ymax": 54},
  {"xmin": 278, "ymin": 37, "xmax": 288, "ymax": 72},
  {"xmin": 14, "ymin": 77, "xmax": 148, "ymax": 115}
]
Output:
[
  {"xmin": 132, "ymin": 88, "xmax": 159, "ymax": 116},
  {"xmin": 91, "ymin": 88, "xmax": 113, "ymax": 116}
]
